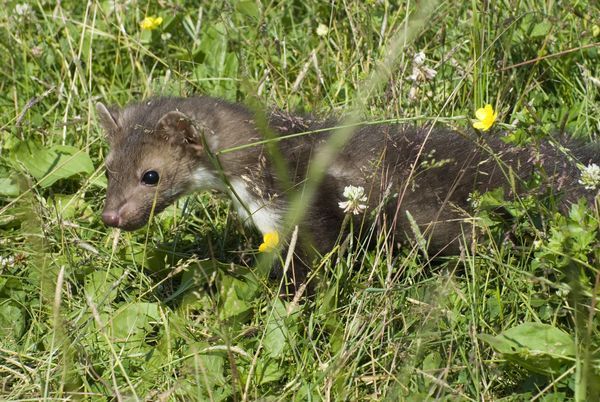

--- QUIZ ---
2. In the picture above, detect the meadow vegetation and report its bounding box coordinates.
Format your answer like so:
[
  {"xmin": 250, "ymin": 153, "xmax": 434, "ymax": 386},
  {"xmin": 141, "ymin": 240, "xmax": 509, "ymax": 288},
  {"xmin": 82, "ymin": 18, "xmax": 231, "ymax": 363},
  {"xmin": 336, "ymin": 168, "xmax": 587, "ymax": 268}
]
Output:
[{"xmin": 0, "ymin": 0, "xmax": 599, "ymax": 400}]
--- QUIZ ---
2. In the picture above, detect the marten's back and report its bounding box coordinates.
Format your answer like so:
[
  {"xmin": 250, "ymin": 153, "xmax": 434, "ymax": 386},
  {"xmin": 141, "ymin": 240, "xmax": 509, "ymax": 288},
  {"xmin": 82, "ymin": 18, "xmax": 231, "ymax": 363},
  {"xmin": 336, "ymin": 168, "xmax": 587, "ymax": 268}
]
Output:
[{"xmin": 303, "ymin": 122, "xmax": 598, "ymax": 253}]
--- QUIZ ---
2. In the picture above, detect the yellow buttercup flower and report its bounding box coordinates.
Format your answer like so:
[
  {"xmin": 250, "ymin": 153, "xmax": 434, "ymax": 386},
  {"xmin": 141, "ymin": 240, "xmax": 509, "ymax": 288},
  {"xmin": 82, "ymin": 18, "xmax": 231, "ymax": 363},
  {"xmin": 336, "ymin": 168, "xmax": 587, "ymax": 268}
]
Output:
[
  {"xmin": 140, "ymin": 16, "xmax": 163, "ymax": 30},
  {"xmin": 472, "ymin": 104, "xmax": 498, "ymax": 132},
  {"xmin": 259, "ymin": 231, "xmax": 279, "ymax": 253}
]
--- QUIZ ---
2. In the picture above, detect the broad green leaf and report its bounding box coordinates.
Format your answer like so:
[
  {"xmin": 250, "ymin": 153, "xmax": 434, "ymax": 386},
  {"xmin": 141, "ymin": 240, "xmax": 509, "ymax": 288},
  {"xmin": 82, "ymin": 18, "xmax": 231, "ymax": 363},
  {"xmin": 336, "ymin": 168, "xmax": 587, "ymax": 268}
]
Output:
[
  {"xmin": 0, "ymin": 300, "xmax": 26, "ymax": 345},
  {"xmin": 539, "ymin": 392, "xmax": 568, "ymax": 402},
  {"xmin": 13, "ymin": 141, "xmax": 94, "ymax": 188},
  {"xmin": 194, "ymin": 352, "xmax": 226, "ymax": 390},
  {"xmin": 0, "ymin": 177, "xmax": 20, "ymax": 197},
  {"xmin": 84, "ymin": 267, "xmax": 125, "ymax": 305},
  {"xmin": 479, "ymin": 187, "xmax": 506, "ymax": 210},
  {"xmin": 478, "ymin": 322, "xmax": 575, "ymax": 375},
  {"xmin": 167, "ymin": 261, "xmax": 218, "ymax": 303},
  {"xmin": 233, "ymin": 268, "xmax": 260, "ymax": 301},
  {"xmin": 51, "ymin": 193, "xmax": 91, "ymax": 220},
  {"xmin": 263, "ymin": 299, "xmax": 289, "ymax": 358},
  {"xmin": 422, "ymin": 351, "xmax": 442, "ymax": 371},
  {"xmin": 199, "ymin": 24, "xmax": 227, "ymax": 70},
  {"xmin": 172, "ymin": 342, "xmax": 230, "ymax": 401},
  {"xmin": 107, "ymin": 302, "xmax": 161, "ymax": 349},
  {"xmin": 236, "ymin": 1, "xmax": 260, "ymax": 20},
  {"xmin": 255, "ymin": 360, "xmax": 284, "ymax": 385},
  {"xmin": 531, "ymin": 21, "xmax": 552, "ymax": 38},
  {"xmin": 140, "ymin": 28, "xmax": 152, "ymax": 44},
  {"xmin": 218, "ymin": 265, "xmax": 260, "ymax": 321},
  {"xmin": 89, "ymin": 173, "xmax": 107, "ymax": 189},
  {"xmin": 0, "ymin": 204, "xmax": 33, "ymax": 227},
  {"xmin": 86, "ymin": 301, "xmax": 161, "ymax": 373},
  {"xmin": 220, "ymin": 277, "xmax": 251, "ymax": 321}
]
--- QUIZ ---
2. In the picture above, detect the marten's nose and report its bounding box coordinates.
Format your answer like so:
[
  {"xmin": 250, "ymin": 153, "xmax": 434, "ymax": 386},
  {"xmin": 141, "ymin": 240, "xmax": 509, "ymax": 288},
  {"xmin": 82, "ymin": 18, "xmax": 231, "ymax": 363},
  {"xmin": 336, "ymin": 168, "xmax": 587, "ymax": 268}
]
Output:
[{"xmin": 102, "ymin": 211, "xmax": 120, "ymax": 227}]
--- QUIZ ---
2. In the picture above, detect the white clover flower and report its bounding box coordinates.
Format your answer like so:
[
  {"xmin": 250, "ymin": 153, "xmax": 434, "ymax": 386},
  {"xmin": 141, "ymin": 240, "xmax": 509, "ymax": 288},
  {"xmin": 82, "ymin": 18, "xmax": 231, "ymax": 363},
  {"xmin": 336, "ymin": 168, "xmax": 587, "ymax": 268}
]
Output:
[
  {"xmin": 409, "ymin": 66, "xmax": 438, "ymax": 82},
  {"xmin": 31, "ymin": 45, "xmax": 43, "ymax": 58},
  {"xmin": 0, "ymin": 256, "xmax": 15, "ymax": 268},
  {"xmin": 413, "ymin": 51, "xmax": 426, "ymax": 66},
  {"xmin": 15, "ymin": 3, "xmax": 33, "ymax": 16},
  {"xmin": 316, "ymin": 23, "xmax": 329, "ymax": 37},
  {"xmin": 422, "ymin": 66, "xmax": 437, "ymax": 80},
  {"xmin": 578, "ymin": 163, "xmax": 600, "ymax": 190},
  {"xmin": 338, "ymin": 185, "xmax": 368, "ymax": 215},
  {"xmin": 408, "ymin": 51, "xmax": 437, "ymax": 83},
  {"xmin": 467, "ymin": 191, "xmax": 481, "ymax": 209}
]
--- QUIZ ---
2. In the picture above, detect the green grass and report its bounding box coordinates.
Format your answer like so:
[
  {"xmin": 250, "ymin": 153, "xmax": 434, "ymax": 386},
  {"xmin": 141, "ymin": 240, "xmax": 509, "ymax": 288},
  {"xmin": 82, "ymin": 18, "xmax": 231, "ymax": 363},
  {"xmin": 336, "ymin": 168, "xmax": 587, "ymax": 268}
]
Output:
[{"xmin": 1, "ymin": 0, "xmax": 599, "ymax": 400}]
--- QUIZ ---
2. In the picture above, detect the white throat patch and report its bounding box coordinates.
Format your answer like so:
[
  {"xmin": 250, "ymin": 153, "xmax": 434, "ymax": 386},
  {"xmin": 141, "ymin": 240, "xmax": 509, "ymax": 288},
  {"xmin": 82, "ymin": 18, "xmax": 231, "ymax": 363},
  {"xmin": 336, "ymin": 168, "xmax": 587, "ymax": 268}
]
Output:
[
  {"xmin": 229, "ymin": 178, "xmax": 283, "ymax": 234},
  {"xmin": 191, "ymin": 166, "xmax": 223, "ymax": 191},
  {"xmin": 190, "ymin": 169, "xmax": 283, "ymax": 234}
]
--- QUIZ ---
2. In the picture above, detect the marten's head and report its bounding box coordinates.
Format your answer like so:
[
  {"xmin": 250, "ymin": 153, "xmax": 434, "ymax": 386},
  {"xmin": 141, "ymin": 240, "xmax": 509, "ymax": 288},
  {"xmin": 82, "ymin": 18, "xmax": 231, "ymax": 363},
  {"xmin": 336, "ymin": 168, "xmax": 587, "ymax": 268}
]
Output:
[{"xmin": 96, "ymin": 99, "xmax": 218, "ymax": 231}]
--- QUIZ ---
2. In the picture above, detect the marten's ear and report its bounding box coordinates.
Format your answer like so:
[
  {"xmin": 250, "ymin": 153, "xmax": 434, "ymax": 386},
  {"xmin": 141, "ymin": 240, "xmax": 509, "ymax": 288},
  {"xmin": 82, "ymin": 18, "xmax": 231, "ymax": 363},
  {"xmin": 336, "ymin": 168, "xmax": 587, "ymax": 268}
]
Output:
[
  {"xmin": 96, "ymin": 102, "xmax": 121, "ymax": 135},
  {"xmin": 155, "ymin": 111, "xmax": 203, "ymax": 153}
]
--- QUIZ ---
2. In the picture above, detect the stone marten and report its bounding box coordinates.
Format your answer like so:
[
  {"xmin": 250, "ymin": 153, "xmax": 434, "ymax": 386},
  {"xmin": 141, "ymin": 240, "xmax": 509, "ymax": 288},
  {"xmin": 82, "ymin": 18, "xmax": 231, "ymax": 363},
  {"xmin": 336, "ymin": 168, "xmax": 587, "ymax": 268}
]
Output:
[{"xmin": 96, "ymin": 96, "xmax": 598, "ymax": 288}]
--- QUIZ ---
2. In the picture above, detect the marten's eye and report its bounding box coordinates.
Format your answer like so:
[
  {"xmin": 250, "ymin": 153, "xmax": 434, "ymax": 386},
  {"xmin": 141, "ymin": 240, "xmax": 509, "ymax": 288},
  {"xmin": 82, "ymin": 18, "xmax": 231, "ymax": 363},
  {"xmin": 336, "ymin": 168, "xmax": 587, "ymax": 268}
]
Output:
[{"xmin": 141, "ymin": 170, "xmax": 160, "ymax": 186}]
